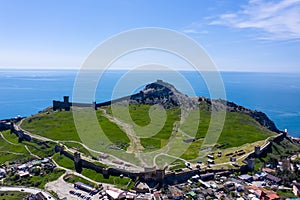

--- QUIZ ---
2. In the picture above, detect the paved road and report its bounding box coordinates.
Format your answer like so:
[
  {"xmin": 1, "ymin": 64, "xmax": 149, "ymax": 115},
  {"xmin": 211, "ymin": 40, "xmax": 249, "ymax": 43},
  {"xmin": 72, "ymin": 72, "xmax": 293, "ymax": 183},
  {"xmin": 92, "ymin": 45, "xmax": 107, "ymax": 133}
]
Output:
[{"xmin": 0, "ymin": 186, "xmax": 55, "ymax": 199}]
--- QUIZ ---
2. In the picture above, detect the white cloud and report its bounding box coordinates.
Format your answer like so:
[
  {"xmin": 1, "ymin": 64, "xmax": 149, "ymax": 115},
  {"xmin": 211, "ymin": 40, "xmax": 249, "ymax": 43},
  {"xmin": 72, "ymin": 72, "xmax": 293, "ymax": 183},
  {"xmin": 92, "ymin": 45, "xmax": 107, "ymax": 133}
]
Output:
[
  {"xmin": 182, "ymin": 29, "xmax": 209, "ymax": 34},
  {"xmin": 183, "ymin": 29, "xmax": 200, "ymax": 34},
  {"xmin": 181, "ymin": 22, "xmax": 209, "ymax": 35},
  {"xmin": 210, "ymin": 0, "xmax": 300, "ymax": 40}
]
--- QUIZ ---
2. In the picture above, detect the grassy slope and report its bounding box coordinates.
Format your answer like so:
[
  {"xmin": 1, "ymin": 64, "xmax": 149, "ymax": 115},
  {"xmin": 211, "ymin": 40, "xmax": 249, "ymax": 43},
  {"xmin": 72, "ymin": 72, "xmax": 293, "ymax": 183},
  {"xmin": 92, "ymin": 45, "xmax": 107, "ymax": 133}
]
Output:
[
  {"xmin": 0, "ymin": 130, "xmax": 56, "ymax": 164},
  {"xmin": 0, "ymin": 130, "xmax": 33, "ymax": 164},
  {"xmin": 22, "ymin": 111, "xmax": 81, "ymax": 141},
  {"xmin": 106, "ymin": 105, "xmax": 181, "ymax": 151},
  {"xmin": 180, "ymin": 109, "xmax": 274, "ymax": 160},
  {"xmin": 21, "ymin": 105, "xmax": 275, "ymax": 162},
  {"xmin": 22, "ymin": 109, "xmax": 130, "ymax": 150},
  {"xmin": 81, "ymin": 168, "xmax": 134, "ymax": 190}
]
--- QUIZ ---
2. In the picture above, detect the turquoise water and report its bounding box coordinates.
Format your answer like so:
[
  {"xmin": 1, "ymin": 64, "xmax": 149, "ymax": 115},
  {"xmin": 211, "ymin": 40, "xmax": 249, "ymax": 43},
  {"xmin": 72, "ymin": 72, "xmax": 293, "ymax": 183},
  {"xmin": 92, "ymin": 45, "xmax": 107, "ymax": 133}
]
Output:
[{"xmin": 1, "ymin": 69, "xmax": 299, "ymax": 137}]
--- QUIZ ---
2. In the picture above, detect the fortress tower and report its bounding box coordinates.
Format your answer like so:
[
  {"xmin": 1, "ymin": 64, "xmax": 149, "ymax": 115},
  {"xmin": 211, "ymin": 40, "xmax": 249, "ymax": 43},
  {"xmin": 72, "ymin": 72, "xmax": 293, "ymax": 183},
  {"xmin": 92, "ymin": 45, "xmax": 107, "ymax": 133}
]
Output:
[
  {"xmin": 74, "ymin": 152, "xmax": 82, "ymax": 173},
  {"xmin": 53, "ymin": 96, "xmax": 70, "ymax": 111},
  {"xmin": 254, "ymin": 146, "xmax": 261, "ymax": 157},
  {"xmin": 10, "ymin": 121, "xmax": 14, "ymax": 134},
  {"xmin": 247, "ymin": 158, "xmax": 255, "ymax": 171}
]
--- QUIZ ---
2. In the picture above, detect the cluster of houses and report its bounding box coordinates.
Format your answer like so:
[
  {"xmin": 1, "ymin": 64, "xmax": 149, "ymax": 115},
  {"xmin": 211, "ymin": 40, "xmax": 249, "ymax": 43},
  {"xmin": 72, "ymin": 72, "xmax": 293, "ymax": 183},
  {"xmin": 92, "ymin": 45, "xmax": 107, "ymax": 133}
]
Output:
[
  {"xmin": 70, "ymin": 168, "xmax": 299, "ymax": 200},
  {"xmin": 0, "ymin": 157, "xmax": 55, "ymax": 180},
  {"xmin": 153, "ymin": 170, "xmax": 298, "ymax": 200}
]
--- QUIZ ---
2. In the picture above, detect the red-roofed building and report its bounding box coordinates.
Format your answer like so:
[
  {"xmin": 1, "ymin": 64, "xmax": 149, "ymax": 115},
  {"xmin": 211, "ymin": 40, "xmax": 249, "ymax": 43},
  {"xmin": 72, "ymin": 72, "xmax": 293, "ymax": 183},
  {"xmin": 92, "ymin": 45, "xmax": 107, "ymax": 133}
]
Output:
[{"xmin": 247, "ymin": 186, "xmax": 279, "ymax": 200}]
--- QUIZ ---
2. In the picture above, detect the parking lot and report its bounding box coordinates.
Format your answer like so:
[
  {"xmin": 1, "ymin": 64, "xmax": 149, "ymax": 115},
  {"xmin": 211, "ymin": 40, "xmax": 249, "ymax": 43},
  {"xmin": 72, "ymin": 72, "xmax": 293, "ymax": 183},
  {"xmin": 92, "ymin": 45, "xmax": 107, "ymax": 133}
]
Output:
[{"xmin": 45, "ymin": 174, "xmax": 103, "ymax": 200}]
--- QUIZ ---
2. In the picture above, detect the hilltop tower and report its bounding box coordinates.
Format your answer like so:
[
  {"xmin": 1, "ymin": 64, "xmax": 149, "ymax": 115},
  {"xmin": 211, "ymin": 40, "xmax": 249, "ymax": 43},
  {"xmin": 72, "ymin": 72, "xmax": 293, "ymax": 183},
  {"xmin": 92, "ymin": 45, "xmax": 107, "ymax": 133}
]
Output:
[
  {"xmin": 74, "ymin": 152, "xmax": 82, "ymax": 173},
  {"xmin": 247, "ymin": 158, "xmax": 255, "ymax": 171},
  {"xmin": 10, "ymin": 121, "xmax": 14, "ymax": 134},
  {"xmin": 254, "ymin": 146, "xmax": 261, "ymax": 157},
  {"xmin": 53, "ymin": 96, "xmax": 70, "ymax": 111},
  {"xmin": 92, "ymin": 101, "xmax": 97, "ymax": 110}
]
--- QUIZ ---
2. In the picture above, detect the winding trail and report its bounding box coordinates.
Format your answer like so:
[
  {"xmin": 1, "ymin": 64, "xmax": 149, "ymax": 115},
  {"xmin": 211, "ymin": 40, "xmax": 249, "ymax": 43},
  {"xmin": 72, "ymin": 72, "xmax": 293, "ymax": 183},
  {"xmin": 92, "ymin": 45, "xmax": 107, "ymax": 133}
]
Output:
[
  {"xmin": 0, "ymin": 132, "xmax": 18, "ymax": 145},
  {"xmin": 24, "ymin": 145, "xmax": 41, "ymax": 159},
  {"xmin": 16, "ymin": 119, "xmax": 144, "ymax": 172},
  {"xmin": 99, "ymin": 108, "xmax": 144, "ymax": 154}
]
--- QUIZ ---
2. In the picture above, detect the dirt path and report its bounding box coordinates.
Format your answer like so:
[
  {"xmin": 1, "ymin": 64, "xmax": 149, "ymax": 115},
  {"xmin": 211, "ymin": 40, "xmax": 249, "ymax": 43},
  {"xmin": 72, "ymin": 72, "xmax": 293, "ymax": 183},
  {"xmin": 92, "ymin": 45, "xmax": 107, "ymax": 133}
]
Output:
[
  {"xmin": 99, "ymin": 109, "xmax": 145, "ymax": 155},
  {"xmin": 25, "ymin": 145, "xmax": 41, "ymax": 159},
  {"xmin": 0, "ymin": 132, "xmax": 18, "ymax": 145},
  {"xmin": 17, "ymin": 118, "xmax": 143, "ymax": 171}
]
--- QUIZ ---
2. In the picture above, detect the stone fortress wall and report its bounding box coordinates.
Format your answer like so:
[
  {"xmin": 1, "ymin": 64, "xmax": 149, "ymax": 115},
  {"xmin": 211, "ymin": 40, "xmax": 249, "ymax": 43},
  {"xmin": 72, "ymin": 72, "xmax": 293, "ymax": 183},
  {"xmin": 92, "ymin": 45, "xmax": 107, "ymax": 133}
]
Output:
[{"xmin": 52, "ymin": 95, "xmax": 131, "ymax": 111}]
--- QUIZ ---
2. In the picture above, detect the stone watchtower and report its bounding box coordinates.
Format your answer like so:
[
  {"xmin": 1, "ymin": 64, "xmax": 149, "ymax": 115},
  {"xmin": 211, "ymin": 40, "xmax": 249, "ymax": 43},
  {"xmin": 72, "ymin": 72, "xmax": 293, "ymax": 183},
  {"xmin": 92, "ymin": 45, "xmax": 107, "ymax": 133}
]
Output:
[
  {"xmin": 53, "ymin": 96, "xmax": 70, "ymax": 111},
  {"xmin": 254, "ymin": 146, "xmax": 261, "ymax": 157},
  {"xmin": 92, "ymin": 101, "xmax": 97, "ymax": 110},
  {"xmin": 247, "ymin": 158, "xmax": 255, "ymax": 171},
  {"xmin": 74, "ymin": 152, "xmax": 82, "ymax": 173},
  {"xmin": 10, "ymin": 121, "xmax": 14, "ymax": 134}
]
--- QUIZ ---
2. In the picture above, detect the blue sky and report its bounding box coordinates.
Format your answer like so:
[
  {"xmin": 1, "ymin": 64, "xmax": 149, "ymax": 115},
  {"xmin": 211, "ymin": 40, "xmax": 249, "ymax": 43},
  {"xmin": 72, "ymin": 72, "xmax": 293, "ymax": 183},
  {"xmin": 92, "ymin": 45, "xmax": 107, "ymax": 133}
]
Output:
[{"xmin": 0, "ymin": 0, "xmax": 300, "ymax": 72}]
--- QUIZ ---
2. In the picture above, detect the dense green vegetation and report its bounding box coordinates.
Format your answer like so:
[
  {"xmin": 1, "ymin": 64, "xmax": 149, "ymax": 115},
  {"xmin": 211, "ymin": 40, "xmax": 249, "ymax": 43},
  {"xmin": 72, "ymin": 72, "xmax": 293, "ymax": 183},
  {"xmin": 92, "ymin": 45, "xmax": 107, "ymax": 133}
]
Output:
[
  {"xmin": 0, "ymin": 191, "xmax": 29, "ymax": 200},
  {"xmin": 276, "ymin": 189, "xmax": 296, "ymax": 199},
  {"xmin": 3, "ymin": 168, "xmax": 65, "ymax": 189}
]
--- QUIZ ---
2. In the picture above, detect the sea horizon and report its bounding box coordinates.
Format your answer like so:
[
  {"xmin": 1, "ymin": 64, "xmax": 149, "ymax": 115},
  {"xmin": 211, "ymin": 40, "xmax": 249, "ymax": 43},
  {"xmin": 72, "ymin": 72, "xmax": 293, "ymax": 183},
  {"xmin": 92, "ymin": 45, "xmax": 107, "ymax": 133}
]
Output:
[{"xmin": 1, "ymin": 69, "xmax": 299, "ymax": 137}]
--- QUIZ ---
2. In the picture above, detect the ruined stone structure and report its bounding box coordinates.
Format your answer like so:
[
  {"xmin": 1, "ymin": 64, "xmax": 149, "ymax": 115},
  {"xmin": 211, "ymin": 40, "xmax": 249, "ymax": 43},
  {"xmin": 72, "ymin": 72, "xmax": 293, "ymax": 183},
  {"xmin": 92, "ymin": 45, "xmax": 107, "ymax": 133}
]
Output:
[
  {"xmin": 53, "ymin": 96, "xmax": 97, "ymax": 111},
  {"xmin": 10, "ymin": 121, "xmax": 31, "ymax": 143},
  {"xmin": 53, "ymin": 96, "xmax": 71, "ymax": 111},
  {"xmin": 74, "ymin": 152, "xmax": 83, "ymax": 173},
  {"xmin": 247, "ymin": 158, "xmax": 255, "ymax": 171},
  {"xmin": 0, "ymin": 121, "xmax": 10, "ymax": 131},
  {"xmin": 254, "ymin": 146, "xmax": 261, "ymax": 157},
  {"xmin": 241, "ymin": 132, "xmax": 289, "ymax": 173},
  {"xmin": 54, "ymin": 145, "xmax": 237, "ymax": 188}
]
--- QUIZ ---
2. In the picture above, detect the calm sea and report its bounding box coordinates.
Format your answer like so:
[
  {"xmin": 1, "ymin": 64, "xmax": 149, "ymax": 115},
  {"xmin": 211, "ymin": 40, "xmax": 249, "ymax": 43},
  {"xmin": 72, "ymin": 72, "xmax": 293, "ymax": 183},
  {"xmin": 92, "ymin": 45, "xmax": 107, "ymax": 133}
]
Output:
[{"xmin": 1, "ymin": 69, "xmax": 299, "ymax": 137}]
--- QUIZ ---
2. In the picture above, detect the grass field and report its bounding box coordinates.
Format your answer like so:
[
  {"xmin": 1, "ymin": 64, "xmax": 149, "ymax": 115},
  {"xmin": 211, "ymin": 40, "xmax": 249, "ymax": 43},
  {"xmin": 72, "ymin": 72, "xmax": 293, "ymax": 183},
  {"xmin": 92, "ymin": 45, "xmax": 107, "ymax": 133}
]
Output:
[
  {"xmin": 63, "ymin": 174, "xmax": 97, "ymax": 187},
  {"xmin": 179, "ymin": 109, "xmax": 275, "ymax": 160},
  {"xmin": 0, "ymin": 130, "xmax": 33, "ymax": 164},
  {"xmin": 0, "ymin": 130, "xmax": 57, "ymax": 165},
  {"xmin": 52, "ymin": 153, "xmax": 75, "ymax": 170},
  {"xmin": 22, "ymin": 109, "xmax": 130, "ymax": 150},
  {"xmin": 106, "ymin": 105, "xmax": 181, "ymax": 151},
  {"xmin": 81, "ymin": 168, "xmax": 134, "ymax": 190}
]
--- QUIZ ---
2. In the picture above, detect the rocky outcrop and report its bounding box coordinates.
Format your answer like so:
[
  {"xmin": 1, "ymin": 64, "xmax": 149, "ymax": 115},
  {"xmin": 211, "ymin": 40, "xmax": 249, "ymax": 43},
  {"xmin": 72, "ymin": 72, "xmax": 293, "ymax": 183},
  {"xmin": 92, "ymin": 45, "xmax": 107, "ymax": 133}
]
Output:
[
  {"xmin": 114, "ymin": 80, "xmax": 280, "ymax": 133},
  {"xmin": 121, "ymin": 80, "xmax": 199, "ymax": 109}
]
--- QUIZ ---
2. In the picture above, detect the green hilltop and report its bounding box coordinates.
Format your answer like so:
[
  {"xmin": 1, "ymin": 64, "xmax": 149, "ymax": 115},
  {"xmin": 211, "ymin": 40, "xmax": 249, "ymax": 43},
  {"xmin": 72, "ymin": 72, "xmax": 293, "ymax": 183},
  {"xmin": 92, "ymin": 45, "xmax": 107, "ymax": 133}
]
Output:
[{"xmin": 20, "ymin": 80, "xmax": 280, "ymax": 166}]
